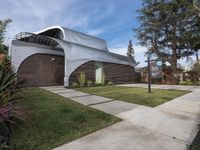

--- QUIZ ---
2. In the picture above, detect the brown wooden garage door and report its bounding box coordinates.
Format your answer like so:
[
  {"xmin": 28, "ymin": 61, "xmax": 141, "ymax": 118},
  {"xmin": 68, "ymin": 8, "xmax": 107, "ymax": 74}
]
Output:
[{"xmin": 18, "ymin": 54, "xmax": 64, "ymax": 87}]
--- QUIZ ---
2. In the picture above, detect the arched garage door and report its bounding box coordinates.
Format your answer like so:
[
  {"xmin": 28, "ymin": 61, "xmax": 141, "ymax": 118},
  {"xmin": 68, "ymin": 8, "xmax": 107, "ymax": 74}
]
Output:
[{"xmin": 18, "ymin": 54, "xmax": 64, "ymax": 87}]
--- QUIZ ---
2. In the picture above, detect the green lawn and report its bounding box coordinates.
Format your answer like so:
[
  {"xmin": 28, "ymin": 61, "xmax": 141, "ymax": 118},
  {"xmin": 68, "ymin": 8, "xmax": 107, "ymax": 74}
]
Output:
[
  {"xmin": 75, "ymin": 86, "xmax": 190, "ymax": 107},
  {"xmin": 13, "ymin": 88, "xmax": 120, "ymax": 150}
]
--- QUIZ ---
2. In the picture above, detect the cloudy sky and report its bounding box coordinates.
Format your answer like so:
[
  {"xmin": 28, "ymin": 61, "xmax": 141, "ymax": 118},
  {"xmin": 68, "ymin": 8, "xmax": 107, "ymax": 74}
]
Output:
[{"xmin": 0, "ymin": 0, "xmax": 196, "ymax": 67}]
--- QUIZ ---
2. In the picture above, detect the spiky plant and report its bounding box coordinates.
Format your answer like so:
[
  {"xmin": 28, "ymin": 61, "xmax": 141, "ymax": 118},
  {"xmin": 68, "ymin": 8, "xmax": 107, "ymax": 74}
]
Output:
[{"xmin": 0, "ymin": 56, "xmax": 31, "ymax": 149}]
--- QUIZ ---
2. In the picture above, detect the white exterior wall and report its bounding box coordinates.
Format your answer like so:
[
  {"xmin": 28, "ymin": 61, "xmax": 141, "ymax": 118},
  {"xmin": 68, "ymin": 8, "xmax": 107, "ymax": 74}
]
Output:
[
  {"xmin": 12, "ymin": 26, "xmax": 133, "ymax": 87},
  {"xmin": 11, "ymin": 40, "xmax": 64, "ymax": 72},
  {"xmin": 54, "ymin": 39, "xmax": 133, "ymax": 86},
  {"xmin": 35, "ymin": 26, "xmax": 108, "ymax": 51},
  {"xmin": 62, "ymin": 28, "xmax": 108, "ymax": 51}
]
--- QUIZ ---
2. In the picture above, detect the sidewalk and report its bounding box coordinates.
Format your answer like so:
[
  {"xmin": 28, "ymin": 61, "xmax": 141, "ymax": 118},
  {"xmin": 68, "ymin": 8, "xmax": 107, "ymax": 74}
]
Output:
[
  {"xmin": 117, "ymin": 83, "xmax": 198, "ymax": 91},
  {"xmin": 41, "ymin": 85, "xmax": 200, "ymax": 150}
]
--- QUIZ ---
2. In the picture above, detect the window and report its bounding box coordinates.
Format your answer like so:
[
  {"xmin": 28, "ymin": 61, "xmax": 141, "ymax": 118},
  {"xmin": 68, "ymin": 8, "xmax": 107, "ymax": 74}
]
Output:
[{"xmin": 95, "ymin": 62, "xmax": 103, "ymax": 83}]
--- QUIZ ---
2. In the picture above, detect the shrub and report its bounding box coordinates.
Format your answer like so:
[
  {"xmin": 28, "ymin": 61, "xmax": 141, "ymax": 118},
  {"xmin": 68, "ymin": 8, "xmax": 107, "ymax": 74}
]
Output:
[
  {"xmin": 179, "ymin": 80, "xmax": 193, "ymax": 85},
  {"xmin": 101, "ymin": 73, "xmax": 106, "ymax": 85},
  {"xmin": 0, "ymin": 54, "xmax": 31, "ymax": 149},
  {"xmin": 94, "ymin": 81, "xmax": 101, "ymax": 86},
  {"xmin": 78, "ymin": 72, "xmax": 86, "ymax": 87},
  {"xmin": 86, "ymin": 80, "xmax": 93, "ymax": 87},
  {"xmin": 107, "ymin": 81, "xmax": 114, "ymax": 86},
  {"xmin": 71, "ymin": 82, "xmax": 79, "ymax": 88}
]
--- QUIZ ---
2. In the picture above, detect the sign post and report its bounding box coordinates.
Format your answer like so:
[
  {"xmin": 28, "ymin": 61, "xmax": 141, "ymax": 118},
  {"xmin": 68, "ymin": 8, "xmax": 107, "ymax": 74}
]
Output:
[{"xmin": 147, "ymin": 53, "xmax": 151, "ymax": 93}]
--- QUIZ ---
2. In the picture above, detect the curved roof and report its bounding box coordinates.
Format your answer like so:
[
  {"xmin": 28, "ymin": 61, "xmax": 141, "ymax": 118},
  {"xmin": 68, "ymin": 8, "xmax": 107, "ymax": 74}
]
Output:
[{"xmin": 34, "ymin": 25, "xmax": 108, "ymax": 51}]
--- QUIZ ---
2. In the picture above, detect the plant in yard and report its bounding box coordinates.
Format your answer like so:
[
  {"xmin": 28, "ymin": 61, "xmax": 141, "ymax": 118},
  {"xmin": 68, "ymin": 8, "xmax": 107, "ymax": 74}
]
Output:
[
  {"xmin": 0, "ymin": 18, "xmax": 31, "ymax": 149},
  {"xmin": 94, "ymin": 81, "xmax": 101, "ymax": 86},
  {"xmin": 71, "ymin": 82, "xmax": 79, "ymax": 88},
  {"xmin": 101, "ymin": 73, "xmax": 106, "ymax": 85},
  {"xmin": 183, "ymin": 61, "xmax": 200, "ymax": 85},
  {"xmin": 78, "ymin": 72, "xmax": 86, "ymax": 87},
  {"xmin": 179, "ymin": 80, "xmax": 193, "ymax": 85},
  {"xmin": 107, "ymin": 81, "xmax": 113, "ymax": 86},
  {"xmin": 86, "ymin": 80, "xmax": 93, "ymax": 87},
  {"xmin": 0, "ymin": 59, "xmax": 31, "ymax": 149}
]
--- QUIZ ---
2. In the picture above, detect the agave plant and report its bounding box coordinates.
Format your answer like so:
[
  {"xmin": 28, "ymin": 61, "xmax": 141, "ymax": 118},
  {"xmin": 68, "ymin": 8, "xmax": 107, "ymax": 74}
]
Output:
[{"xmin": 0, "ymin": 57, "xmax": 31, "ymax": 149}]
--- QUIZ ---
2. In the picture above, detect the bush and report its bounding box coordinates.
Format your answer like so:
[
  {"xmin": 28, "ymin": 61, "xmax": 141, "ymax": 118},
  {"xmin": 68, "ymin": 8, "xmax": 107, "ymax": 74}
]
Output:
[
  {"xmin": 71, "ymin": 82, "xmax": 79, "ymax": 88},
  {"xmin": 78, "ymin": 72, "xmax": 86, "ymax": 87},
  {"xmin": 179, "ymin": 80, "xmax": 193, "ymax": 85},
  {"xmin": 94, "ymin": 81, "xmax": 102, "ymax": 86},
  {"xmin": 101, "ymin": 73, "xmax": 106, "ymax": 85},
  {"xmin": 107, "ymin": 81, "xmax": 114, "ymax": 86},
  {"xmin": 86, "ymin": 80, "xmax": 93, "ymax": 87}
]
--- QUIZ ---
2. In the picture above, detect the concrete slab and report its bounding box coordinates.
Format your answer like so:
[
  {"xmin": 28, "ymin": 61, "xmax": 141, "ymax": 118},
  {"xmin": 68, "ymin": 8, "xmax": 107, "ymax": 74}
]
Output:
[
  {"xmin": 156, "ymin": 89, "xmax": 200, "ymax": 116},
  {"xmin": 59, "ymin": 91, "xmax": 90, "ymax": 98},
  {"xmin": 176, "ymin": 90, "xmax": 200, "ymax": 103},
  {"xmin": 71, "ymin": 95, "xmax": 112, "ymax": 105},
  {"xmin": 40, "ymin": 86, "xmax": 63, "ymax": 90},
  {"xmin": 118, "ymin": 108, "xmax": 199, "ymax": 143},
  {"xmin": 42, "ymin": 88, "xmax": 67, "ymax": 92},
  {"xmin": 157, "ymin": 99, "xmax": 200, "ymax": 116},
  {"xmin": 91, "ymin": 100, "xmax": 144, "ymax": 115},
  {"xmin": 49, "ymin": 88, "xmax": 67, "ymax": 91},
  {"xmin": 53, "ymin": 121, "xmax": 188, "ymax": 150},
  {"xmin": 40, "ymin": 86, "xmax": 63, "ymax": 88},
  {"xmin": 50, "ymin": 89, "xmax": 76, "ymax": 94}
]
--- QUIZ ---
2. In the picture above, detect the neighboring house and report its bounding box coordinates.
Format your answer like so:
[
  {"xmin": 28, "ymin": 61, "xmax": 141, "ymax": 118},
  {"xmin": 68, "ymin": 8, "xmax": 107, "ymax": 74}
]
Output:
[{"xmin": 11, "ymin": 26, "xmax": 135, "ymax": 87}]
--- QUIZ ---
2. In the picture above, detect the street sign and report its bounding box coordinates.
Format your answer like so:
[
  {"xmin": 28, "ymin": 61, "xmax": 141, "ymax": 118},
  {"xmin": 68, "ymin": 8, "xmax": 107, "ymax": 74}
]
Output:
[{"xmin": 156, "ymin": 60, "xmax": 162, "ymax": 67}]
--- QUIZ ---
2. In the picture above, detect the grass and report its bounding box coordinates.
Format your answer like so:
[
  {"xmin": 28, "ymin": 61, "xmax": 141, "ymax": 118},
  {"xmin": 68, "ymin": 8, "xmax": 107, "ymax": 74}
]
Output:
[
  {"xmin": 13, "ymin": 88, "xmax": 120, "ymax": 150},
  {"xmin": 75, "ymin": 86, "xmax": 190, "ymax": 107}
]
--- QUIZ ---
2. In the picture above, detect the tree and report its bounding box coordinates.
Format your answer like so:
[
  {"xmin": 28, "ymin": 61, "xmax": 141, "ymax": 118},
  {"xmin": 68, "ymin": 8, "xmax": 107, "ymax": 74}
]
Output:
[
  {"xmin": 191, "ymin": 0, "xmax": 200, "ymax": 62},
  {"xmin": 0, "ymin": 18, "xmax": 12, "ymax": 53},
  {"xmin": 127, "ymin": 40, "xmax": 139, "ymax": 66},
  {"xmin": 135, "ymin": 0, "xmax": 200, "ymax": 83}
]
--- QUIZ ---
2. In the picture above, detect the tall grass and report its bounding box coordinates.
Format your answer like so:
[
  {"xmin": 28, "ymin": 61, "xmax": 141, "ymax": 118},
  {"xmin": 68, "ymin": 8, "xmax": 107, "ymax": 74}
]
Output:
[{"xmin": 78, "ymin": 72, "xmax": 86, "ymax": 87}]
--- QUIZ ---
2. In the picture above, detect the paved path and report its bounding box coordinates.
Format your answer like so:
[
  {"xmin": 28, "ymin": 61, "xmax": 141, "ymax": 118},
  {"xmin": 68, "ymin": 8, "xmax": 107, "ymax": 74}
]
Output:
[
  {"xmin": 41, "ymin": 86, "xmax": 145, "ymax": 116},
  {"xmin": 118, "ymin": 83, "xmax": 198, "ymax": 91},
  {"xmin": 41, "ymin": 85, "xmax": 200, "ymax": 150}
]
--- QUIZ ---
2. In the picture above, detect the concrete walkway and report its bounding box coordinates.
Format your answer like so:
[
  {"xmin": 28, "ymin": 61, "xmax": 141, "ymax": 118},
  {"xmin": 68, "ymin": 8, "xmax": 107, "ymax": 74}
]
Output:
[
  {"xmin": 41, "ymin": 85, "xmax": 200, "ymax": 150},
  {"xmin": 41, "ymin": 86, "xmax": 145, "ymax": 116},
  {"xmin": 118, "ymin": 83, "xmax": 198, "ymax": 91}
]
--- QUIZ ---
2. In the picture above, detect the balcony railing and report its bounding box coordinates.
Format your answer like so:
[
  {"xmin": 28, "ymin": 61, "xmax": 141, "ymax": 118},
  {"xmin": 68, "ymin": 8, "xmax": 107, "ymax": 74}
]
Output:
[{"xmin": 14, "ymin": 32, "xmax": 62, "ymax": 49}]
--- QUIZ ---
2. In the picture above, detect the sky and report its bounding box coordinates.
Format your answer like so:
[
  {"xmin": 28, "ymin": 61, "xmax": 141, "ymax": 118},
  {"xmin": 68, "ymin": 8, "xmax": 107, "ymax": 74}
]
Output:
[{"xmin": 0, "ymin": 0, "xmax": 197, "ymax": 67}]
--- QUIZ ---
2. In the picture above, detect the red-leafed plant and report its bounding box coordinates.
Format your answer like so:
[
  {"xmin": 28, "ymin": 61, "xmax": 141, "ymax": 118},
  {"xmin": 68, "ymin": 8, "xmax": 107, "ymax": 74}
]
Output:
[
  {"xmin": 0, "ymin": 53, "xmax": 31, "ymax": 150},
  {"xmin": 0, "ymin": 18, "xmax": 31, "ymax": 149}
]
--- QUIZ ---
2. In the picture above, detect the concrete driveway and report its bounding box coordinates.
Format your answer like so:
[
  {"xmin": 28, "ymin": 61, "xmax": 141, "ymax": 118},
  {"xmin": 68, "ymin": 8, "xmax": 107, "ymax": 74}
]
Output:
[{"xmin": 41, "ymin": 84, "xmax": 200, "ymax": 150}]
